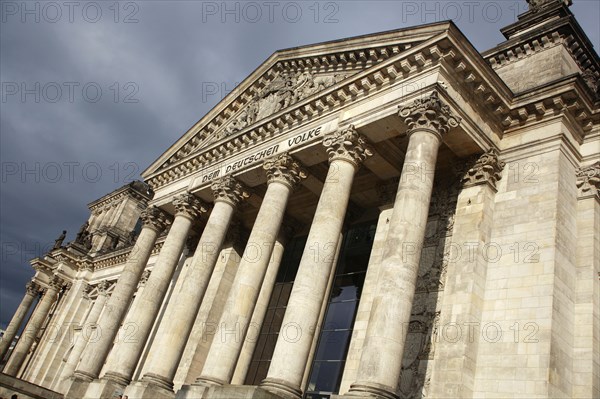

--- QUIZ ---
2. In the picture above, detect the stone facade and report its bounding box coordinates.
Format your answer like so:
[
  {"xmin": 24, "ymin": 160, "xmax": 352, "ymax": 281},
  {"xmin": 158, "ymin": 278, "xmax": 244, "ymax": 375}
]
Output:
[{"xmin": 1, "ymin": 1, "xmax": 598, "ymax": 398}]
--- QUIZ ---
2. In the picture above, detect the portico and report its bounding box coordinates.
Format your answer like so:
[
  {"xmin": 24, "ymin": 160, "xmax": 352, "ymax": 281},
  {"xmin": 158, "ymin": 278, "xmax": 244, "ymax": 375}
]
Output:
[{"xmin": 2, "ymin": 2, "xmax": 599, "ymax": 398}]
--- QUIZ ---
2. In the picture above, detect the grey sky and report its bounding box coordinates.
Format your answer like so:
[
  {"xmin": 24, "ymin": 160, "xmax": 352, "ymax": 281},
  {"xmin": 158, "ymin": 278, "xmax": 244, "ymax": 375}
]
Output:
[{"xmin": 1, "ymin": 0, "xmax": 598, "ymax": 327}]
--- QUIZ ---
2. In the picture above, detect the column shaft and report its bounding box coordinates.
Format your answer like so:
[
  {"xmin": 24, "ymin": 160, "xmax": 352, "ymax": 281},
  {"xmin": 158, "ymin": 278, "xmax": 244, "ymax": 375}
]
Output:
[
  {"xmin": 72, "ymin": 207, "xmax": 168, "ymax": 382},
  {"xmin": 60, "ymin": 289, "xmax": 110, "ymax": 390},
  {"xmin": 0, "ymin": 282, "xmax": 38, "ymax": 362},
  {"xmin": 3, "ymin": 282, "xmax": 60, "ymax": 376},
  {"xmin": 140, "ymin": 199, "xmax": 235, "ymax": 389},
  {"xmin": 231, "ymin": 233, "xmax": 287, "ymax": 384},
  {"xmin": 343, "ymin": 90, "xmax": 459, "ymax": 399},
  {"xmin": 103, "ymin": 213, "xmax": 194, "ymax": 384},
  {"xmin": 351, "ymin": 130, "xmax": 439, "ymax": 397},
  {"xmin": 199, "ymin": 181, "xmax": 293, "ymax": 385},
  {"xmin": 261, "ymin": 127, "xmax": 370, "ymax": 398}
]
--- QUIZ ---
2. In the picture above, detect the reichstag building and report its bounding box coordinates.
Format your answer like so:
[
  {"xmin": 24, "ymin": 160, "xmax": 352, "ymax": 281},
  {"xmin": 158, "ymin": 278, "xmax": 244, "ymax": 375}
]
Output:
[{"xmin": 0, "ymin": 0, "xmax": 598, "ymax": 398}]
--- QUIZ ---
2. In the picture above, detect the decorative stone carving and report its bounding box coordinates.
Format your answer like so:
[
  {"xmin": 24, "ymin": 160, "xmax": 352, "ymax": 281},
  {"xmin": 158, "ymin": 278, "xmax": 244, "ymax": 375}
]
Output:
[
  {"xmin": 96, "ymin": 280, "xmax": 111, "ymax": 295},
  {"xmin": 462, "ymin": 149, "xmax": 506, "ymax": 190},
  {"xmin": 172, "ymin": 192, "xmax": 209, "ymax": 220},
  {"xmin": 582, "ymin": 70, "xmax": 600, "ymax": 97},
  {"xmin": 75, "ymin": 222, "xmax": 90, "ymax": 244},
  {"xmin": 576, "ymin": 161, "xmax": 600, "ymax": 199},
  {"xmin": 222, "ymin": 71, "xmax": 348, "ymax": 137},
  {"xmin": 48, "ymin": 276, "xmax": 65, "ymax": 290},
  {"xmin": 323, "ymin": 124, "xmax": 373, "ymax": 169},
  {"xmin": 527, "ymin": 0, "xmax": 571, "ymax": 13},
  {"xmin": 25, "ymin": 281, "xmax": 40, "ymax": 296},
  {"xmin": 138, "ymin": 270, "xmax": 151, "ymax": 288},
  {"xmin": 53, "ymin": 230, "xmax": 67, "ymax": 250},
  {"xmin": 263, "ymin": 152, "xmax": 307, "ymax": 189},
  {"xmin": 399, "ymin": 91, "xmax": 461, "ymax": 137},
  {"xmin": 140, "ymin": 206, "xmax": 172, "ymax": 233},
  {"xmin": 83, "ymin": 283, "xmax": 94, "ymax": 300},
  {"xmin": 211, "ymin": 176, "xmax": 250, "ymax": 207}
]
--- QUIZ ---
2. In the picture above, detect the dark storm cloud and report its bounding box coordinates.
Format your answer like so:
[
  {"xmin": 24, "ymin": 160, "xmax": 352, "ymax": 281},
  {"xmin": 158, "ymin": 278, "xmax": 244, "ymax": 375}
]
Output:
[{"xmin": 1, "ymin": 0, "xmax": 598, "ymax": 327}]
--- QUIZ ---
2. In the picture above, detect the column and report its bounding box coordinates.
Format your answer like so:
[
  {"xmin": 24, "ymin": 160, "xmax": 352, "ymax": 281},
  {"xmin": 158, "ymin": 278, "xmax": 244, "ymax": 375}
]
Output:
[
  {"xmin": 96, "ymin": 192, "xmax": 206, "ymax": 392},
  {"xmin": 261, "ymin": 125, "xmax": 372, "ymax": 398},
  {"xmin": 429, "ymin": 149, "xmax": 504, "ymax": 398},
  {"xmin": 59, "ymin": 281, "xmax": 111, "ymax": 391},
  {"xmin": 0, "ymin": 281, "xmax": 40, "ymax": 362},
  {"xmin": 128, "ymin": 177, "xmax": 248, "ymax": 395},
  {"xmin": 347, "ymin": 91, "xmax": 460, "ymax": 399},
  {"xmin": 66, "ymin": 206, "xmax": 170, "ymax": 398},
  {"xmin": 231, "ymin": 225, "xmax": 292, "ymax": 384},
  {"xmin": 3, "ymin": 277, "xmax": 63, "ymax": 377},
  {"xmin": 197, "ymin": 153, "xmax": 306, "ymax": 386},
  {"xmin": 573, "ymin": 162, "xmax": 600, "ymax": 398}
]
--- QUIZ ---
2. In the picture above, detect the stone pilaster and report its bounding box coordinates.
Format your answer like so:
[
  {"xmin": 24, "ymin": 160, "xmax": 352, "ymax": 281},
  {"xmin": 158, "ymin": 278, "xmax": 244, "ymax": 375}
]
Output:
[
  {"xmin": 0, "ymin": 281, "xmax": 40, "ymax": 362},
  {"xmin": 260, "ymin": 126, "xmax": 371, "ymax": 399},
  {"xmin": 573, "ymin": 162, "xmax": 600, "ymax": 398},
  {"xmin": 196, "ymin": 154, "xmax": 306, "ymax": 387},
  {"xmin": 429, "ymin": 149, "xmax": 504, "ymax": 398},
  {"xmin": 4, "ymin": 277, "xmax": 63, "ymax": 377},
  {"xmin": 65, "ymin": 206, "xmax": 170, "ymax": 399},
  {"xmin": 88, "ymin": 193, "xmax": 206, "ymax": 397},
  {"xmin": 58, "ymin": 282, "xmax": 111, "ymax": 393},
  {"xmin": 347, "ymin": 91, "xmax": 460, "ymax": 399},
  {"xmin": 126, "ymin": 178, "xmax": 248, "ymax": 398}
]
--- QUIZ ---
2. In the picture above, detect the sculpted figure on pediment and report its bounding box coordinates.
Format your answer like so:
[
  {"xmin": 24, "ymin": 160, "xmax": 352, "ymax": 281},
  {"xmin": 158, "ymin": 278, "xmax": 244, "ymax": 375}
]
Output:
[{"xmin": 222, "ymin": 70, "xmax": 348, "ymax": 137}]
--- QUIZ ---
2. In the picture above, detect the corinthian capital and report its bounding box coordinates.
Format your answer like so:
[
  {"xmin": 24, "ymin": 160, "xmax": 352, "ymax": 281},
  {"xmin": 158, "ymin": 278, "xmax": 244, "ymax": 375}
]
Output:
[
  {"xmin": 48, "ymin": 276, "xmax": 65, "ymax": 291},
  {"xmin": 25, "ymin": 281, "xmax": 40, "ymax": 296},
  {"xmin": 173, "ymin": 192, "xmax": 209, "ymax": 221},
  {"xmin": 323, "ymin": 125, "xmax": 373, "ymax": 169},
  {"xmin": 96, "ymin": 280, "xmax": 111, "ymax": 295},
  {"xmin": 211, "ymin": 176, "xmax": 250, "ymax": 207},
  {"xmin": 462, "ymin": 149, "xmax": 506, "ymax": 190},
  {"xmin": 576, "ymin": 162, "xmax": 600, "ymax": 200},
  {"xmin": 263, "ymin": 153, "xmax": 307, "ymax": 190},
  {"xmin": 140, "ymin": 206, "xmax": 172, "ymax": 233},
  {"xmin": 399, "ymin": 91, "xmax": 460, "ymax": 138}
]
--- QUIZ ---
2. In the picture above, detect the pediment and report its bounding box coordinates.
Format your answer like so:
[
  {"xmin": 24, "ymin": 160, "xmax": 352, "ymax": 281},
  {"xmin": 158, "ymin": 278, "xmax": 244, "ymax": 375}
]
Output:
[{"xmin": 142, "ymin": 23, "xmax": 453, "ymax": 182}]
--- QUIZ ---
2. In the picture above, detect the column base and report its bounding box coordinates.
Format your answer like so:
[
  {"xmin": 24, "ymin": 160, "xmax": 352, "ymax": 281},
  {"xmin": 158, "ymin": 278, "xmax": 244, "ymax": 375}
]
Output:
[
  {"xmin": 260, "ymin": 378, "xmax": 302, "ymax": 399},
  {"xmin": 343, "ymin": 382, "xmax": 399, "ymax": 399},
  {"xmin": 64, "ymin": 372, "xmax": 95, "ymax": 399},
  {"xmin": 125, "ymin": 379, "xmax": 175, "ymax": 399},
  {"xmin": 176, "ymin": 384, "xmax": 283, "ymax": 399},
  {"xmin": 84, "ymin": 375, "xmax": 128, "ymax": 399}
]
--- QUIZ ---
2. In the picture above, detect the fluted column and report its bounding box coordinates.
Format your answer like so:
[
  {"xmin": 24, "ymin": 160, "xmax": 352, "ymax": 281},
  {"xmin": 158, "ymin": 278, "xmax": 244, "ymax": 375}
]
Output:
[
  {"xmin": 198, "ymin": 153, "xmax": 306, "ymax": 386},
  {"xmin": 60, "ymin": 281, "xmax": 111, "ymax": 389},
  {"xmin": 347, "ymin": 91, "xmax": 460, "ymax": 399},
  {"xmin": 132, "ymin": 177, "xmax": 248, "ymax": 393},
  {"xmin": 0, "ymin": 281, "xmax": 40, "ymax": 362},
  {"xmin": 3, "ymin": 277, "xmax": 63, "ymax": 377},
  {"xmin": 67, "ymin": 206, "xmax": 170, "ymax": 396},
  {"xmin": 261, "ymin": 126, "xmax": 372, "ymax": 398},
  {"xmin": 100, "ymin": 192, "xmax": 207, "ymax": 388}
]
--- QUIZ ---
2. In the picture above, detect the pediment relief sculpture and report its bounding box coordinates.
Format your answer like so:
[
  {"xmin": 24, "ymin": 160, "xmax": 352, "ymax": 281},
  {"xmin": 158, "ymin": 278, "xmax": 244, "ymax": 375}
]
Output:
[{"xmin": 221, "ymin": 70, "xmax": 350, "ymax": 137}]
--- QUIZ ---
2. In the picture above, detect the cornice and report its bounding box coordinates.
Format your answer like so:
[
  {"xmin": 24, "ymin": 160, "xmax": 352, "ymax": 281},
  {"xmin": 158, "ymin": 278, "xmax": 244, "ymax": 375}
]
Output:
[
  {"xmin": 143, "ymin": 23, "xmax": 597, "ymax": 194},
  {"xmin": 145, "ymin": 33, "xmax": 461, "ymax": 191},
  {"xmin": 92, "ymin": 237, "xmax": 166, "ymax": 271},
  {"xmin": 88, "ymin": 182, "xmax": 151, "ymax": 213},
  {"xmin": 483, "ymin": 8, "xmax": 599, "ymax": 97}
]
